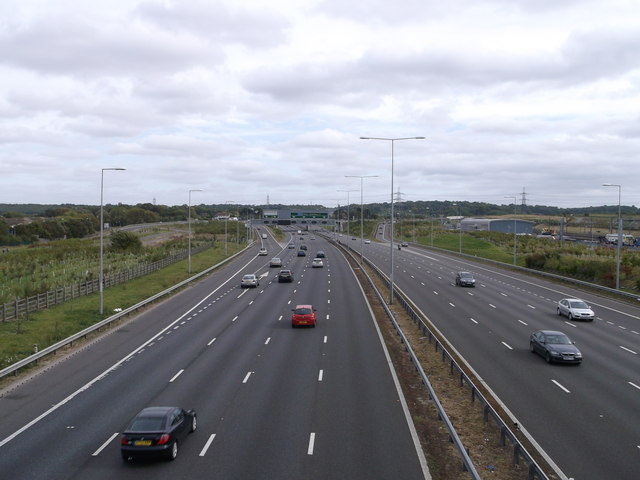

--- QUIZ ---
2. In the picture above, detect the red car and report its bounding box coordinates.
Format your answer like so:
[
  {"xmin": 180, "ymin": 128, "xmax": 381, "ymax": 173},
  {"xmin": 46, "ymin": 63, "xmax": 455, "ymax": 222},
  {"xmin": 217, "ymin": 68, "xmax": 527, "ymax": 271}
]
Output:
[{"xmin": 291, "ymin": 305, "xmax": 317, "ymax": 328}]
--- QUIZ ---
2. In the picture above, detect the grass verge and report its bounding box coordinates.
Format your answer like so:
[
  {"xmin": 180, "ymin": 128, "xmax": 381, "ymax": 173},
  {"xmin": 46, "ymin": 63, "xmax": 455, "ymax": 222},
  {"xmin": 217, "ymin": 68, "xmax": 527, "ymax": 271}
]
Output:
[{"xmin": 0, "ymin": 243, "xmax": 244, "ymax": 370}]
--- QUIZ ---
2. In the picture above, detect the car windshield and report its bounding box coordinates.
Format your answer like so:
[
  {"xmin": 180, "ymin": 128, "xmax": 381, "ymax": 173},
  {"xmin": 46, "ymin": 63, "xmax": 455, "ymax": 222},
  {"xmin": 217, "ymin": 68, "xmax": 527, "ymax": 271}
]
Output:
[
  {"xmin": 546, "ymin": 335, "xmax": 571, "ymax": 345},
  {"xmin": 243, "ymin": 275, "xmax": 254, "ymax": 280},
  {"xmin": 295, "ymin": 308, "xmax": 312, "ymax": 315},
  {"xmin": 460, "ymin": 273, "xmax": 472, "ymax": 278},
  {"xmin": 129, "ymin": 416, "xmax": 165, "ymax": 431},
  {"xmin": 569, "ymin": 301, "xmax": 588, "ymax": 309}
]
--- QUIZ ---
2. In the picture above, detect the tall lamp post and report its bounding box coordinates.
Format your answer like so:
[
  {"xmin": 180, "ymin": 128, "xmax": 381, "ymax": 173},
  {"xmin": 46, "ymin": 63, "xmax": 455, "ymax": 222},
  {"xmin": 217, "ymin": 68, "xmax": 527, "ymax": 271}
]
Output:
[
  {"xmin": 345, "ymin": 175, "xmax": 378, "ymax": 264},
  {"xmin": 99, "ymin": 167, "xmax": 126, "ymax": 315},
  {"xmin": 337, "ymin": 189, "xmax": 359, "ymax": 238},
  {"xmin": 224, "ymin": 201, "xmax": 235, "ymax": 256},
  {"xmin": 188, "ymin": 189, "xmax": 202, "ymax": 274},
  {"xmin": 360, "ymin": 136, "xmax": 425, "ymax": 304},
  {"xmin": 505, "ymin": 195, "xmax": 517, "ymax": 265},
  {"xmin": 453, "ymin": 203, "xmax": 462, "ymax": 253},
  {"xmin": 603, "ymin": 183, "xmax": 622, "ymax": 289}
]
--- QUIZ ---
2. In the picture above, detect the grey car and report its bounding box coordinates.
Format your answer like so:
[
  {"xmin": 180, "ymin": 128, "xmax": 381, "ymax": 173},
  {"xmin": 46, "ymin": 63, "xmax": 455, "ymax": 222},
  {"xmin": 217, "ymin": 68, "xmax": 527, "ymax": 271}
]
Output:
[
  {"xmin": 240, "ymin": 274, "xmax": 260, "ymax": 288},
  {"xmin": 530, "ymin": 330, "xmax": 582, "ymax": 364},
  {"xmin": 455, "ymin": 271, "xmax": 476, "ymax": 287},
  {"xmin": 557, "ymin": 298, "xmax": 594, "ymax": 321}
]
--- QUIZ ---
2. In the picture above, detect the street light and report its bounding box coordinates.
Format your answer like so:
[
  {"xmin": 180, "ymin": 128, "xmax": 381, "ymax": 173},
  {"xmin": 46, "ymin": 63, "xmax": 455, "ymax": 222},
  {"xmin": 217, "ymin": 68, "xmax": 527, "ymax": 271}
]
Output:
[
  {"xmin": 337, "ymin": 189, "xmax": 359, "ymax": 238},
  {"xmin": 360, "ymin": 136, "xmax": 425, "ymax": 304},
  {"xmin": 345, "ymin": 175, "xmax": 378, "ymax": 264},
  {"xmin": 224, "ymin": 201, "xmax": 235, "ymax": 255},
  {"xmin": 99, "ymin": 167, "xmax": 126, "ymax": 315},
  {"xmin": 505, "ymin": 196, "xmax": 517, "ymax": 265},
  {"xmin": 188, "ymin": 189, "xmax": 202, "ymax": 274},
  {"xmin": 603, "ymin": 183, "xmax": 622, "ymax": 289},
  {"xmin": 453, "ymin": 203, "xmax": 462, "ymax": 253}
]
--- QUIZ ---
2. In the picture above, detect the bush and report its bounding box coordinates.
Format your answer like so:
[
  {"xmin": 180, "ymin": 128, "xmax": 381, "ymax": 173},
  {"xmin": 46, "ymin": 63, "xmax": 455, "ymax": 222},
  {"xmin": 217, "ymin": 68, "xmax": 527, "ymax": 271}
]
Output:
[{"xmin": 109, "ymin": 231, "xmax": 142, "ymax": 253}]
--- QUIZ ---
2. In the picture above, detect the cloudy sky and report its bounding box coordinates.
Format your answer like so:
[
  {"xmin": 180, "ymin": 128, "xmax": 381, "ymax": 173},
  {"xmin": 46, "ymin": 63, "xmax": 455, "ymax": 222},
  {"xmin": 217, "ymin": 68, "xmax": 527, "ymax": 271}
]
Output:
[{"xmin": 1, "ymin": 0, "xmax": 640, "ymax": 209}]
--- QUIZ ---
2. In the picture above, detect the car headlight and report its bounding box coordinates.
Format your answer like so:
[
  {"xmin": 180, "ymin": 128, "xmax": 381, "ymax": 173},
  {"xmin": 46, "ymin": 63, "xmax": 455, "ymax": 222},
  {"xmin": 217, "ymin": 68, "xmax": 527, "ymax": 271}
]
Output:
[
  {"xmin": 575, "ymin": 353, "xmax": 582, "ymax": 358},
  {"xmin": 550, "ymin": 351, "xmax": 561, "ymax": 356}
]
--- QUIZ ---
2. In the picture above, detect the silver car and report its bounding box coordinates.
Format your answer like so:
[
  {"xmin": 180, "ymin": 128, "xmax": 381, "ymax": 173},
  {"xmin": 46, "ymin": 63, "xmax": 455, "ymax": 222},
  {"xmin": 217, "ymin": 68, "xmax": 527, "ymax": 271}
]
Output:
[
  {"xmin": 240, "ymin": 274, "xmax": 260, "ymax": 288},
  {"xmin": 557, "ymin": 298, "xmax": 594, "ymax": 322}
]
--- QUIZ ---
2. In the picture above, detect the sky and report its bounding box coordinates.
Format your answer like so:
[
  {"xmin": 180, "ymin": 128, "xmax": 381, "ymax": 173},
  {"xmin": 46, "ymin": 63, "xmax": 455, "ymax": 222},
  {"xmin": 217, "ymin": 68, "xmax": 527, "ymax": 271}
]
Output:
[{"xmin": 1, "ymin": 0, "xmax": 640, "ymax": 209}]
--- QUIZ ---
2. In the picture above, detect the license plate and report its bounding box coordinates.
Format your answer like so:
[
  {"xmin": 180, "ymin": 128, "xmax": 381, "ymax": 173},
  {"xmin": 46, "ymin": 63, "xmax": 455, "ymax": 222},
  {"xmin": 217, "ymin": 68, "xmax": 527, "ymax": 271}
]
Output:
[{"xmin": 134, "ymin": 440, "xmax": 152, "ymax": 446}]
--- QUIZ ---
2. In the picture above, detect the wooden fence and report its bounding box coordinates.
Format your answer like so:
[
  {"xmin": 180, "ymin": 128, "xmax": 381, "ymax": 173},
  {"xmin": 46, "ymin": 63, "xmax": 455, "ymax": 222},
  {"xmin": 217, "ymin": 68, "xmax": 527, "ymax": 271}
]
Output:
[{"xmin": 0, "ymin": 242, "xmax": 214, "ymax": 322}]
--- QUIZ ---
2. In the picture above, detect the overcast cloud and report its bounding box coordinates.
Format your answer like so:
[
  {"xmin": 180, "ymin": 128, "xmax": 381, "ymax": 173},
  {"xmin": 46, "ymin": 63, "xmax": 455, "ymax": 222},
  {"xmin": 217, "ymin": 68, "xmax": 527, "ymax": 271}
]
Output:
[{"xmin": 1, "ymin": 0, "xmax": 639, "ymax": 209}]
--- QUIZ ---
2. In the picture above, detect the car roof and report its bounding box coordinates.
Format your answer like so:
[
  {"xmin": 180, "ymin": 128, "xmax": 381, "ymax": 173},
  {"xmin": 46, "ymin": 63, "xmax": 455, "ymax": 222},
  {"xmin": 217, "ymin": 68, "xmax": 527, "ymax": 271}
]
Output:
[
  {"xmin": 561, "ymin": 298, "xmax": 584, "ymax": 302},
  {"xmin": 536, "ymin": 330, "xmax": 566, "ymax": 336},
  {"xmin": 137, "ymin": 406, "xmax": 177, "ymax": 417},
  {"xmin": 294, "ymin": 304, "xmax": 313, "ymax": 309}
]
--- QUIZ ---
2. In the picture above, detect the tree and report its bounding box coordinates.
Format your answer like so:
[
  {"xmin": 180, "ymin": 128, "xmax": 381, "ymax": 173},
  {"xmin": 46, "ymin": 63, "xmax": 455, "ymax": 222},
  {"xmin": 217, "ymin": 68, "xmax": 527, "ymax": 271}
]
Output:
[{"xmin": 109, "ymin": 231, "xmax": 142, "ymax": 252}]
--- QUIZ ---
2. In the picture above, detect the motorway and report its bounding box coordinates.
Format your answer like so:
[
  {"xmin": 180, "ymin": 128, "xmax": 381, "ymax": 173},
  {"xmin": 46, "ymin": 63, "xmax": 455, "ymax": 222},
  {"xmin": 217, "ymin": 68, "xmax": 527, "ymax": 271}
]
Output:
[
  {"xmin": 0, "ymin": 231, "xmax": 428, "ymax": 480},
  {"xmin": 348, "ymin": 225, "xmax": 640, "ymax": 480}
]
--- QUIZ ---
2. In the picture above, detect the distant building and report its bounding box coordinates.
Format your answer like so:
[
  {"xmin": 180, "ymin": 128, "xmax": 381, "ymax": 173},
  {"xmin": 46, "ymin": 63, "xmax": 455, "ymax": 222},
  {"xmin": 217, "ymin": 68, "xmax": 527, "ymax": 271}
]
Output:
[
  {"xmin": 254, "ymin": 209, "xmax": 336, "ymax": 228},
  {"xmin": 460, "ymin": 218, "xmax": 534, "ymax": 234}
]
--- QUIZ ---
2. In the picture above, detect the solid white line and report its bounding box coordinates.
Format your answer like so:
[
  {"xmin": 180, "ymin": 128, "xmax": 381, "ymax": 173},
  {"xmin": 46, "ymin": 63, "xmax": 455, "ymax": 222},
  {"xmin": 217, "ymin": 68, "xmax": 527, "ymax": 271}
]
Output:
[
  {"xmin": 242, "ymin": 372, "xmax": 252, "ymax": 383},
  {"xmin": 265, "ymin": 337, "xmax": 271, "ymax": 344},
  {"xmin": 92, "ymin": 432, "xmax": 119, "ymax": 456},
  {"xmin": 170, "ymin": 369, "xmax": 184, "ymax": 383},
  {"xmin": 207, "ymin": 337, "xmax": 217, "ymax": 346},
  {"xmin": 318, "ymin": 370, "xmax": 323, "ymax": 381},
  {"xmin": 501, "ymin": 342, "xmax": 513, "ymax": 350},
  {"xmin": 620, "ymin": 346, "xmax": 638, "ymax": 355},
  {"xmin": 199, "ymin": 434, "xmax": 216, "ymax": 456},
  {"xmin": 551, "ymin": 379, "xmax": 570, "ymax": 393},
  {"xmin": 629, "ymin": 382, "xmax": 640, "ymax": 391},
  {"xmin": 4, "ymin": 250, "xmax": 262, "ymax": 448},
  {"xmin": 307, "ymin": 433, "xmax": 315, "ymax": 455}
]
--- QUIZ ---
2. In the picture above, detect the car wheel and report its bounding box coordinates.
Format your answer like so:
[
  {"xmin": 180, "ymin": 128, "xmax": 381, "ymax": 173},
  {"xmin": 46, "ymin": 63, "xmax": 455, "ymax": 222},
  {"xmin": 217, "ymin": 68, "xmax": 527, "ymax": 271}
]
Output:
[
  {"xmin": 168, "ymin": 441, "xmax": 178, "ymax": 461},
  {"xmin": 568, "ymin": 313, "xmax": 573, "ymax": 320},
  {"xmin": 557, "ymin": 308, "xmax": 562, "ymax": 316},
  {"xmin": 545, "ymin": 352, "xmax": 552, "ymax": 363},
  {"xmin": 190, "ymin": 415, "xmax": 197, "ymax": 433},
  {"xmin": 122, "ymin": 452, "xmax": 133, "ymax": 462},
  {"xmin": 529, "ymin": 342, "xmax": 535, "ymax": 353}
]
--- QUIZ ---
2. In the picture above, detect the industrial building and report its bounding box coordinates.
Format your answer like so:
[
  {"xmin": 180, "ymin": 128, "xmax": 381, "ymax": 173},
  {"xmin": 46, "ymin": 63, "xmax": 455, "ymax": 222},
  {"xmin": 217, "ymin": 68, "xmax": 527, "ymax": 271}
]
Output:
[
  {"xmin": 460, "ymin": 218, "xmax": 534, "ymax": 234},
  {"xmin": 253, "ymin": 209, "xmax": 336, "ymax": 228}
]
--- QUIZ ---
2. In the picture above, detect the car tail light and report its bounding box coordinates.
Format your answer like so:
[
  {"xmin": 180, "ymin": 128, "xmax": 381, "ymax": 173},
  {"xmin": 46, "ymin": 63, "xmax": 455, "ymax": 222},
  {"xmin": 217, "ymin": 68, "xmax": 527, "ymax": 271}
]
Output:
[
  {"xmin": 120, "ymin": 435, "xmax": 129, "ymax": 445},
  {"xmin": 157, "ymin": 434, "xmax": 170, "ymax": 445}
]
